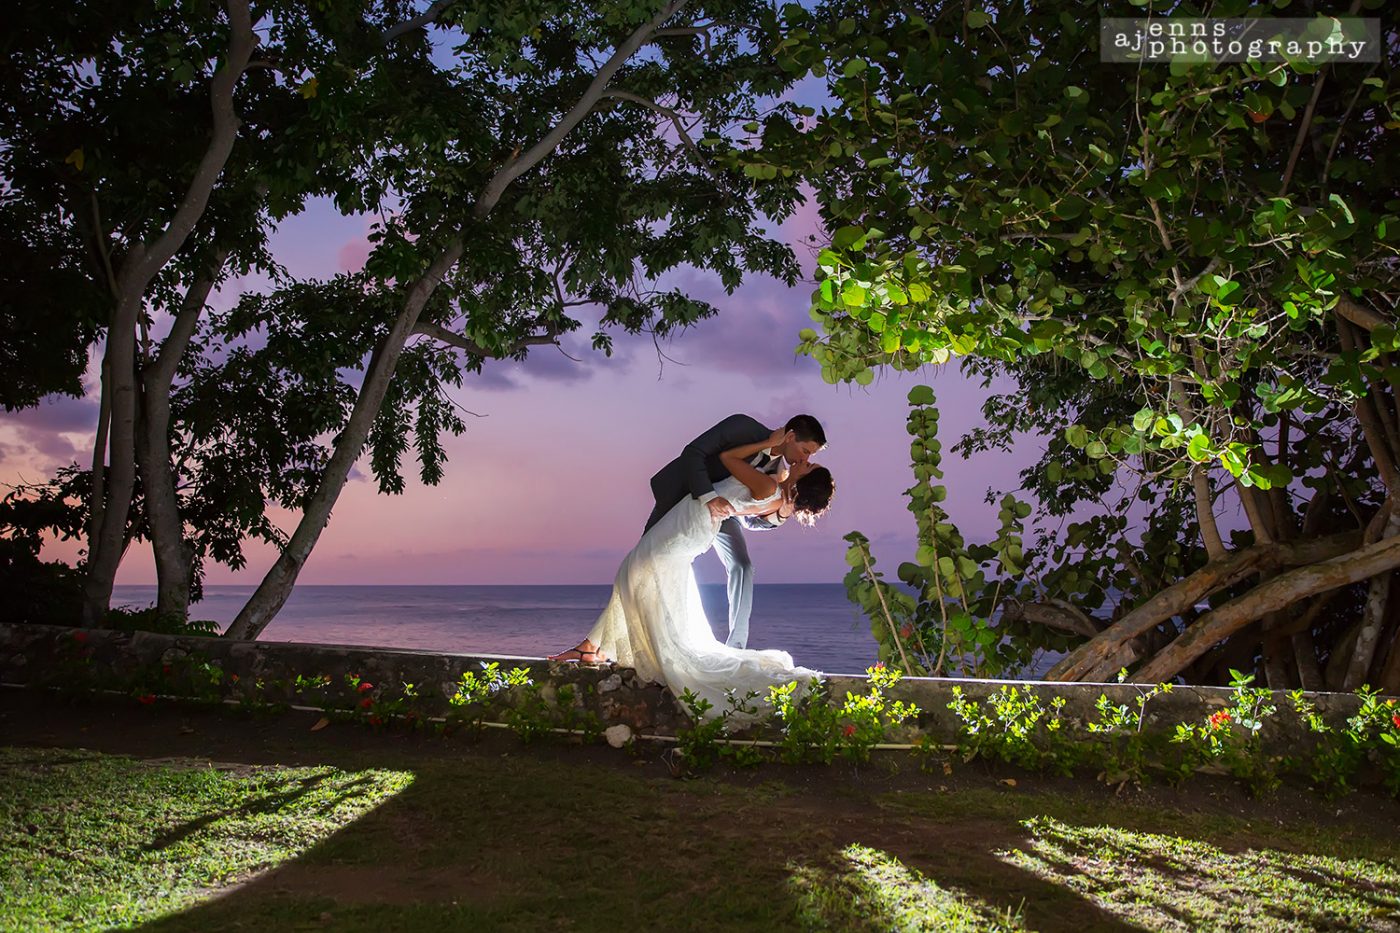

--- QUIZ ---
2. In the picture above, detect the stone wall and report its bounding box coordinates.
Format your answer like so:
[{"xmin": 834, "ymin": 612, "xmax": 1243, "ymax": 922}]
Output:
[{"xmin": 0, "ymin": 622, "xmax": 1386, "ymax": 753}]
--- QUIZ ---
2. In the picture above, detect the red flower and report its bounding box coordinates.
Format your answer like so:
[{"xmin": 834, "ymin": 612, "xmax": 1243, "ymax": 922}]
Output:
[
  {"xmin": 1392, "ymin": 713, "xmax": 1400, "ymax": 729},
  {"xmin": 898, "ymin": 624, "xmax": 914, "ymax": 639},
  {"xmin": 72, "ymin": 631, "xmax": 88, "ymax": 644},
  {"xmin": 161, "ymin": 665, "xmax": 172, "ymax": 675},
  {"xmin": 357, "ymin": 682, "xmax": 374, "ymax": 693},
  {"xmin": 369, "ymin": 715, "xmax": 383, "ymax": 726},
  {"xmin": 137, "ymin": 694, "xmax": 156, "ymax": 706},
  {"xmin": 873, "ymin": 662, "xmax": 885, "ymax": 670},
  {"xmin": 359, "ymin": 697, "xmax": 373, "ymax": 709},
  {"xmin": 229, "ymin": 673, "xmax": 240, "ymax": 683},
  {"xmin": 1208, "ymin": 710, "xmax": 1231, "ymax": 730},
  {"xmin": 843, "ymin": 724, "xmax": 857, "ymax": 737}
]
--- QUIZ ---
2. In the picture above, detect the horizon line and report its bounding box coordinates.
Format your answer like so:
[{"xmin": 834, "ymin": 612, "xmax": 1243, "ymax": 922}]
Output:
[{"xmin": 112, "ymin": 581, "xmax": 850, "ymax": 587}]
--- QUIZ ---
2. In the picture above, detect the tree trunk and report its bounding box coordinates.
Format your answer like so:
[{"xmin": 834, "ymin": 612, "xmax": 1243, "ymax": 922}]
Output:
[
  {"xmin": 80, "ymin": 0, "xmax": 254, "ymax": 624},
  {"xmin": 1339, "ymin": 317, "xmax": 1400, "ymax": 493},
  {"xmin": 1335, "ymin": 294, "xmax": 1391, "ymax": 333},
  {"xmin": 1343, "ymin": 506, "xmax": 1400, "ymax": 689},
  {"xmin": 85, "ymin": 353, "xmax": 111, "ymax": 573},
  {"xmin": 81, "ymin": 283, "xmax": 143, "ymax": 625},
  {"xmin": 139, "ymin": 252, "xmax": 227, "ymax": 620},
  {"xmin": 1191, "ymin": 467, "xmax": 1226, "ymax": 561},
  {"xmin": 1047, "ymin": 532, "xmax": 1359, "ymax": 681},
  {"xmin": 1378, "ymin": 618, "xmax": 1400, "ymax": 694},
  {"xmin": 1239, "ymin": 485, "xmax": 1276, "ymax": 545},
  {"xmin": 1325, "ymin": 622, "xmax": 1362, "ymax": 690},
  {"xmin": 1292, "ymin": 629, "xmax": 1324, "ymax": 691},
  {"xmin": 224, "ymin": 0, "xmax": 690, "ymax": 640},
  {"xmin": 1131, "ymin": 534, "xmax": 1400, "ymax": 683},
  {"xmin": 224, "ymin": 242, "xmax": 464, "ymax": 640}
]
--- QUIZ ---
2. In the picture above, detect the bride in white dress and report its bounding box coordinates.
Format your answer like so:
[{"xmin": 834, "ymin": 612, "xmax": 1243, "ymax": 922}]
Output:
[{"xmin": 550, "ymin": 428, "xmax": 835, "ymax": 719}]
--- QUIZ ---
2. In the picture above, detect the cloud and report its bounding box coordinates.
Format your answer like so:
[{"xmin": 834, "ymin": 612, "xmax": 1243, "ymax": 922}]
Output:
[
  {"xmin": 0, "ymin": 394, "xmax": 97, "ymax": 473},
  {"xmin": 516, "ymin": 340, "xmax": 593, "ymax": 384},
  {"xmin": 5, "ymin": 394, "xmax": 99, "ymax": 434},
  {"xmin": 646, "ymin": 271, "xmax": 819, "ymax": 386},
  {"xmin": 781, "ymin": 184, "xmax": 829, "ymax": 274},
  {"xmin": 471, "ymin": 343, "xmax": 593, "ymax": 393},
  {"xmin": 750, "ymin": 386, "xmax": 822, "ymax": 431},
  {"xmin": 337, "ymin": 237, "xmax": 372, "ymax": 273},
  {"xmin": 470, "ymin": 326, "xmax": 640, "ymax": 393}
]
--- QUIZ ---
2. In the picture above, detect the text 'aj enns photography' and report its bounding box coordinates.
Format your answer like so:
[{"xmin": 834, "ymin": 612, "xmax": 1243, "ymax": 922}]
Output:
[{"xmin": 1101, "ymin": 16, "xmax": 1381, "ymax": 64}]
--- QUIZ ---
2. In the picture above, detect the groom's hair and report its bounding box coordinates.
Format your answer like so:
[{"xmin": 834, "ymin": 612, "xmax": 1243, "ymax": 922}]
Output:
[
  {"xmin": 792, "ymin": 466, "xmax": 835, "ymax": 527},
  {"xmin": 785, "ymin": 414, "xmax": 826, "ymax": 448}
]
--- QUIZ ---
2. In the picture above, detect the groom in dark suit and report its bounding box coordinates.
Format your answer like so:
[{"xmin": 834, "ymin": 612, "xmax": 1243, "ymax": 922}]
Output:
[{"xmin": 645, "ymin": 413, "xmax": 827, "ymax": 648}]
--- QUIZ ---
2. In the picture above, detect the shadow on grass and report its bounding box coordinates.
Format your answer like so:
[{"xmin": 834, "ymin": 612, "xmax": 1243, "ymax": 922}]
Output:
[
  {"xmin": 145, "ymin": 772, "xmax": 381, "ymax": 853},
  {"xmin": 5, "ymin": 702, "xmax": 1397, "ymax": 933},
  {"xmin": 997, "ymin": 815, "xmax": 1400, "ymax": 931},
  {"xmin": 121, "ymin": 751, "xmax": 1166, "ymax": 933}
]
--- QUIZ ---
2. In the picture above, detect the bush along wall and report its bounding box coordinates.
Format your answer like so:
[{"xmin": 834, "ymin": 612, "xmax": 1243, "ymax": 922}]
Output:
[{"xmin": 1, "ymin": 623, "xmax": 1396, "ymax": 796}]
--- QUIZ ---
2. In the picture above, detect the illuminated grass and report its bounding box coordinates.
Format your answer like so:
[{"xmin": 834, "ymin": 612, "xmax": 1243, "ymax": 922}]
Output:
[
  {"xmin": 1004, "ymin": 816, "xmax": 1400, "ymax": 932},
  {"xmin": 790, "ymin": 843, "xmax": 1025, "ymax": 932},
  {"xmin": 3, "ymin": 740, "xmax": 1397, "ymax": 932},
  {"xmin": 0, "ymin": 747, "xmax": 412, "ymax": 931}
]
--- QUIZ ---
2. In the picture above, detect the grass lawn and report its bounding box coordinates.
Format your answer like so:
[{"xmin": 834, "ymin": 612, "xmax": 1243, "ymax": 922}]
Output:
[{"xmin": 2, "ymin": 693, "xmax": 1399, "ymax": 932}]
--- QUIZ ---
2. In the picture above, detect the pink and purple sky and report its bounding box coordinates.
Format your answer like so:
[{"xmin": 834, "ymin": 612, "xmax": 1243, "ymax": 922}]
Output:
[{"xmin": 1, "ymin": 192, "xmax": 1037, "ymax": 590}]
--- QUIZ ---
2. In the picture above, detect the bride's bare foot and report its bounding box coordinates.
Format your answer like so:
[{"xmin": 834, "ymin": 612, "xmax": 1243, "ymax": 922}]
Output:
[{"xmin": 548, "ymin": 641, "xmax": 607, "ymax": 664}]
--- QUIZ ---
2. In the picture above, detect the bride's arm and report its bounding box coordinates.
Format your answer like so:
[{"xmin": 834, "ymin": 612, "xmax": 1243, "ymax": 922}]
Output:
[{"xmin": 719, "ymin": 427, "xmax": 788, "ymax": 501}]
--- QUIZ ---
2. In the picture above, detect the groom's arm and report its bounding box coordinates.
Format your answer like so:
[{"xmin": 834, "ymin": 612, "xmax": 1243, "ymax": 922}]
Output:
[
  {"xmin": 680, "ymin": 414, "xmax": 770, "ymax": 501},
  {"xmin": 738, "ymin": 513, "xmax": 784, "ymax": 532}
]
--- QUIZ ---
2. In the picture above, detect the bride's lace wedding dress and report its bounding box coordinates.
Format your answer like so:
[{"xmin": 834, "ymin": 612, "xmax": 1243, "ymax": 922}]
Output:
[{"xmin": 586, "ymin": 476, "xmax": 819, "ymax": 720}]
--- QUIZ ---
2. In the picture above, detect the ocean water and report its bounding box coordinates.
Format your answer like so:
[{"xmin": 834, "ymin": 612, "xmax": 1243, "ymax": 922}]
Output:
[{"xmin": 111, "ymin": 583, "xmax": 882, "ymax": 675}]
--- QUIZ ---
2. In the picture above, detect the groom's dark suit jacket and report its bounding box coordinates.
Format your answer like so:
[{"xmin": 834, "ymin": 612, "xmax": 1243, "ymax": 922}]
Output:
[{"xmin": 644, "ymin": 414, "xmax": 781, "ymax": 533}]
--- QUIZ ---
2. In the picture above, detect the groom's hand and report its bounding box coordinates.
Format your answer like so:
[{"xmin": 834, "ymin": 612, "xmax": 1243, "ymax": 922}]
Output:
[{"xmin": 707, "ymin": 497, "xmax": 735, "ymax": 521}]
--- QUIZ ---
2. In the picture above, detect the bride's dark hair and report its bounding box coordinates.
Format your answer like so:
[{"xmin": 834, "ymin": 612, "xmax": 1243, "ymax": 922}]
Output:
[{"xmin": 792, "ymin": 467, "xmax": 834, "ymax": 527}]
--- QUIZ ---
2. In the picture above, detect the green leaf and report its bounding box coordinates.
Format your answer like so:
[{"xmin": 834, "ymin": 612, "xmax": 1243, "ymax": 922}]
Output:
[
  {"xmin": 1187, "ymin": 433, "xmax": 1211, "ymax": 462},
  {"xmin": 1065, "ymin": 424, "xmax": 1089, "ymax": 449},
  {"xmin": 907, "ymin": 385, "xmax": 935, "ymax": 405},
  {"xmin": 832, "ymin": 225, "xmax": 866, "ymax": 250},
  {"xmin": 1328, "ymin": 193, "xmax": 1354, "ymax": 225},
  {"xmin": 965, "ymin": 10, "xmax": 992, "ymax": 28}
]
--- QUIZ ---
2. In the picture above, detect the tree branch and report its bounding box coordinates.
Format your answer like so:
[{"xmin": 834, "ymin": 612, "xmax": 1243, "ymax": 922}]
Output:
[
  {"xmin": 380, "ymin": 0, "xmax": 456, "ymax": 45},
  {"xmin": 1340, "ymin": 316, "xmax": 1400, "ymax": 492},
  {"xmin": 1048, "ymin": 531, "xmax": 1361, "ymax": 680},
  {"xmin": 1190, "ymin": 466, "xmax": 1227, "ymax": 561},
  {"xmin": 647, "ymin": 24, "xmax": 714, "ymax": 53},
  {"xmin": 600, "ymin": 88, "xmax": 730, "ymax": 190},
  {"xmin": 472, "ymin": 0, "xmax": 689, "ymax": 220},
  {"xmin": 1133, "ymin": 532, "xmax": 1400, "ymax": 683},
  {"xmin": 1335, "ymin": 295, "xmax": 1393, "ymax": 333},
  {"xmin": 127, "ymin": 0, "xmax": 255, "ymax": 288},
  {"xmin": 147, "ymin": 251, "xmax": 227, "ymax": 389},
  {"xmin": 412, "ymin": 320, "xmax": 561, "ymax": 357}
]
